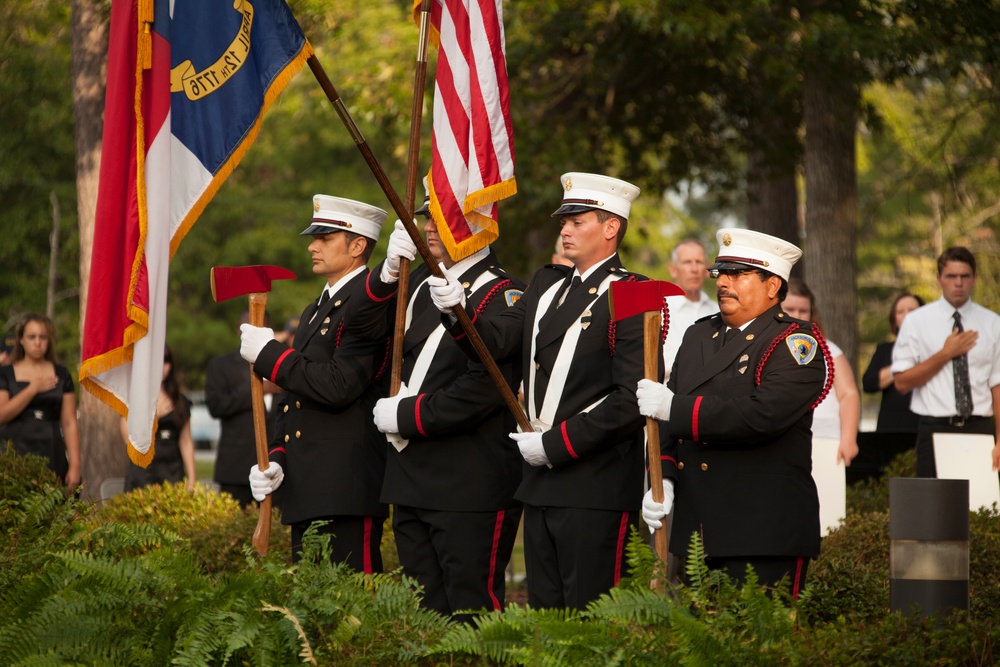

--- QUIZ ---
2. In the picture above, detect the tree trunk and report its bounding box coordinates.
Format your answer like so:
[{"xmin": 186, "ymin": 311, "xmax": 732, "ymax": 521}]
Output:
[
  {"xmin": 72, "ymin": 0, "xmax": 126, "ymax": 501},
  {"xmin": 746, "ymin": 151, "xmax": 802, "ymax": 277},
  {"xmin": 802, "ymin": 68, "xmax": 859, "ymax": 369}
]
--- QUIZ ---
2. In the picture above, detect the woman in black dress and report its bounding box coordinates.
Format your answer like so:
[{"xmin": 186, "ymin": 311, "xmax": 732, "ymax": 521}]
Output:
[
  {"xmin": 0, "ymin": 314, "xmax": 82, "ymax": 488},
  {"xmin": 862, "ymin": 293, "xmax": 925, "ymax": 433},
  {"xmin": 122, "ymin": 345, "xmax": 196, "ymax": 491}
]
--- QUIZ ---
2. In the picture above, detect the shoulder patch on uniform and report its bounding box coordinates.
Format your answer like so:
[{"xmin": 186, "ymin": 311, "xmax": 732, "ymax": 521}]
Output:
[
  {"xmin": 505, "ymin": 289, "xmax": 523, "ymax": 306},
  {"xmin": 786, "ymin": 332, "xmax": 818, "ymax": 365}
]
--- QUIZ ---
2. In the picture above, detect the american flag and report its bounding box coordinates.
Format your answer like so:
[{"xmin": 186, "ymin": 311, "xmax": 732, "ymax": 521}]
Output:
[{"xmin": 421, "ymin": 0, "xmax": 516, "ymax": 261}]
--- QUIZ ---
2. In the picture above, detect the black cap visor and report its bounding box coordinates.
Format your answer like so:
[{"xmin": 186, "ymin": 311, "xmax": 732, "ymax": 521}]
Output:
[
  {"xmin": 552, "ymin": 203, "xmax": 599, "ymax": 217},
  {"xmin": 300, "ymin": 223, "xmax": 345, "ymax": 236}
]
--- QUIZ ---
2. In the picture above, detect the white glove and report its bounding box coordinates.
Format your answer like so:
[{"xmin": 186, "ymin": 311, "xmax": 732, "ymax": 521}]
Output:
[
  {"xmin": 642, "ymin": 480, "xmax": 675, "ymax": 532},
  {"xmin": 380, "ymin": 220, "xmax": 418, "ymax": 284},
  {"xmin": 249, "ymin": 462, "xmax": 284, "ymax": 502},
  {"xmin": 240, "ymin": 323, "xmax": 275, "ymax": 364},
  {"xmin": 427, "ymin": 263, "xmax": 466, "ymax": 312},
  {"xmin": 510, "ymin": 430, "xmax": 550, "ymax": 467},
  {"xmin": 373, "ymin": 382, "xmax": 407, "ymax": 434},
  {"xmin": 637, "ymin": 378, "xmax": 673, "ymax": 421}
]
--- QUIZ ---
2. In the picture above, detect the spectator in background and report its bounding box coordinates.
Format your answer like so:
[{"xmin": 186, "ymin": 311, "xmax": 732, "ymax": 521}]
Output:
[
  {"xmin": 206, "ymin": 310, "xmax": 278, "ymax": 508},
  {"xmin": 550, "ymin": 235, "xmax": 574, "ymax": 267},
  {"xmin": 123, "ymin": 345, "xmax": 196, "ymax": 492},
  {"xmin": 893, "ymin": 247, "xmax": 1000, "ymax": 477},
  {"xmin": 0, "ymin": 314, "xmax": 81, "ymax": 489},
  {"xmin": 862, "ymin": 293, "xmax": 924, "ymax": 433},
  {"xmin": 274, "ymin": 316, "xmax": 299, "ymax": 347},
  {"xmin": 662, "ymin": 239, "xmax": 718, "ymax": 376},
  {"xmin": 784, "ymin": 279, "xmax": 860, "ymax": 468},
  {"xmin": 783, "ymin": 279, "xmax": 859, "ymax": 536}
]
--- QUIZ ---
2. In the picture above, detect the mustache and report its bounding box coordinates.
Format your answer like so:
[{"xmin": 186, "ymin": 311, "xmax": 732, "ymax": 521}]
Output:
[{"xmin": 717, "ymin": 289, "xmax": 737, "ymax": 300}]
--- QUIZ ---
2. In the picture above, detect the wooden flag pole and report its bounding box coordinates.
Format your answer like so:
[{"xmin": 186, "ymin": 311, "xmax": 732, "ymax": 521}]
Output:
[
  {"xmin": 305, "ymin": 54, "xmax": 533, "ymax": 434},
  {"xmin": 391, "ymin": 0, "xmax": 433, "ymax": 396}
]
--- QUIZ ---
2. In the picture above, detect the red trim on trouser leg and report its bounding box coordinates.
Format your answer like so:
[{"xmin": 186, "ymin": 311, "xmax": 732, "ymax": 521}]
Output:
[
  {"xmin": 362, "ymin": 516, "xmax": 373, "ymax": 574},
  {"xmin": 691, "ymin": 395, "xmax": 703, "ymax": 441},
  {"xmin": 269, "ymin": 348, "xmax": 294, "ymax": 383},
  {"xmin": 613, "ymin": 512, "xmax": 629, "ymax": 585},
  {"xmin": 487, "ymin": 510, "xmax": 505, "ymax": 610},
  {"xmin": 792, "ymin": 557, "xmax": 804, "ymax": 600}
]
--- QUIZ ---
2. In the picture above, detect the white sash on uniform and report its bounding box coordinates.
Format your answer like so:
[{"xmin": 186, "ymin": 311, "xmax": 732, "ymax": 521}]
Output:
[
  {"xmin": 389, "ymin": 269, "xmax": 499, "ymax": 452},
  {"xmin": 525, "ymin": 273, "xmax": 619, "ymax": 433}
]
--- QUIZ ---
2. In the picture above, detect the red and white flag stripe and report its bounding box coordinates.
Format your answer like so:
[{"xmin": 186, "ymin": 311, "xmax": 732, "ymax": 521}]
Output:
[{"xmin": 423, "ymin": 0, "xmax": 515, "ymax": 261}]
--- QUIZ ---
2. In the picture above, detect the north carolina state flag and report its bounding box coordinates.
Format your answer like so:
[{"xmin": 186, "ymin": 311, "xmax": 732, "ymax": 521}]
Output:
[{"xmin": 80, "ymin": 0, "xmax": 312, "ymax": 465}]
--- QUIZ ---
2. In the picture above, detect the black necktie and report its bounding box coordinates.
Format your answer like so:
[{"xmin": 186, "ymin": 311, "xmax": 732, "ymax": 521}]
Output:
[
  {"xmin": 557, "ymin": 275, "xmax": 582, "ymax": 308},
  {"xmin": 319, "ymin": 290, "xmax": 331, "ymax": 307},
  {"xmin": 953, "ymin": 311, "xmax": 973, "ymax": 419},
  {"xmin": 722, "ymin": 327, "xmax": 739, "ymax": 347}
]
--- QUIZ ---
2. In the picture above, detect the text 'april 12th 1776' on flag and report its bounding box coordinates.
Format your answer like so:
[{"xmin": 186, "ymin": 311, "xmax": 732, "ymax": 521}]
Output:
[{"xmin": 80, "ymin": 0, "xmax": 312, "ymax": 466}]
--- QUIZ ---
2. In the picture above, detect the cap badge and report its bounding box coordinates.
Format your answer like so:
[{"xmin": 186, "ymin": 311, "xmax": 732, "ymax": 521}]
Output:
[
  {"xmin": 314, "ymin": 199, "xmax": 321, "ymax": 212},
  {"xmin": 722, "ymin": 232, "xmax": 733, "ymax": 246},
  {"xmin": 564, "ymin": 178, "xmax": 573, "ymax": 191}
]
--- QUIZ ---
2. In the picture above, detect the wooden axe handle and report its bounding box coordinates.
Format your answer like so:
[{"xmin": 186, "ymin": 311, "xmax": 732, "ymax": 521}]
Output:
[
  {"xmin": 644, "ymin": 311, "xmax": 669, "ymax": 568},
  {"xmin": 248, "ymin": 292, "xmax": 272, "ymax": 557}
]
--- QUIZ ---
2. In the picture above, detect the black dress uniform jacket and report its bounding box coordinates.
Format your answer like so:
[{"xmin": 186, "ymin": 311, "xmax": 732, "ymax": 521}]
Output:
[
  {"xmin": 253, "ymin": 270, "xmax": 390, "ymax": 525},
  {"xmin": 662, "ymin": 304, "xmax": 829, "ymax": 559},
  {"xmin": 361, "ymin": 250, "xmax": 524, "ymax": 511},
  {"xmin": 449, "ymin": 253, "xmax": 651, "ymax": 510},
  {"xmin": 205, "ymin": 350, "xmax": 273, "ymax": 487}
]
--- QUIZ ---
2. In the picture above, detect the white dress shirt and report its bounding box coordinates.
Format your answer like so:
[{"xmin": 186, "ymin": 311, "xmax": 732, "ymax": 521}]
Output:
[
  {"xmin": 663, "ymin": 290, "xmax": 719, "ymax": 375},
  {"xmin": 891, "ymin": 297, "xmax": 1000, "ymax": 417}
]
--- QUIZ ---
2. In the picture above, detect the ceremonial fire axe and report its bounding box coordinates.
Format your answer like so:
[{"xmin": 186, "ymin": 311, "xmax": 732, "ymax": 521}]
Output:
[
  {"xmin": 610, "ymin": 280, "xmax": 684, "ymax": 567},
  {"xmin": 211, "ymin": 265, "xmax": 296, "ymax": 557}
]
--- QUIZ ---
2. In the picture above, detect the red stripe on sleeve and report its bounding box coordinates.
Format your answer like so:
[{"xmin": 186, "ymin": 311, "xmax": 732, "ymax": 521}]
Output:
[
  {"xmin": 269, "ymin": 348, "xmax": 294, "ymax": 383},
  {"xmin": 560, "ymin": 422, "xmax": 579, "ymax": 459},
  {"xmin": 366, "ymin": 272, "xmax": 394, "ymax": 302},
  {"xmin": 691, "ymin": 395, "xmax": 703, "ymax": 441},
  {"xmin": 414, "ymin": 394, "xmax": 428, "ymax": 437}
]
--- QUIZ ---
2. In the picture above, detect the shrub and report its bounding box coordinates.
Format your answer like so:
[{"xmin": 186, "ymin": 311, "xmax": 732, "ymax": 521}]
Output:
[
  {"xmin": 845, "ymin": 447, "xmax": 916, "ymax": 516},
  {"xmin": 800, "ymin": 511, "xmax": 890, "ymax": 624},
  {"xmin": 79, "ymin": 481, "xmax": 292, "ymax": 573},
  {"xmin": 0, "ymin": 524, "xmax": 455, "ymax": 666}
]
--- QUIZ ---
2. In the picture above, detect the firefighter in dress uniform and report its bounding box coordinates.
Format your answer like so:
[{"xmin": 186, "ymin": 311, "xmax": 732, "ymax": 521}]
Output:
[
  {"xmin": 240, "ymin": 195, "xmax": 391, "ymax": 572},
  {"xmin": 637, "ymin": 228, "xmax": 831, "ymax": 596},
  {"xmin": 428, "ymin": 172, "xmax": 657, "ymax": 610},
  {"xmin": 354, "ymin": 180, "xmax": 525, "ymax": 621}
]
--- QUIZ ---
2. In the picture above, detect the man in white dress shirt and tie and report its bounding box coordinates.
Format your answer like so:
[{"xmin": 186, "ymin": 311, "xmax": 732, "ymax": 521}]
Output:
[{"xmin": 892, "ymin": 246, "xmax": 1000, "ymax": 477}]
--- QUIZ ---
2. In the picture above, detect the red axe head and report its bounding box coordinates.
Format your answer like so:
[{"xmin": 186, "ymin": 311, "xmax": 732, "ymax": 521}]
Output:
[
  {"xmin": 609, "ymin": 279, "xmax": 685, "ymax": 321},
  {"xmin": 210, "ymin": 265, "xmax": 297, "ymax": 302}
]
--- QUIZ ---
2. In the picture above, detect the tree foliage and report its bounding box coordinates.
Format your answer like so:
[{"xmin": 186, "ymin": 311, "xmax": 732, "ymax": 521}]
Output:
[{"xmin": 1, "ymin": 0, "xmax": 998, "ymax": 391}]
